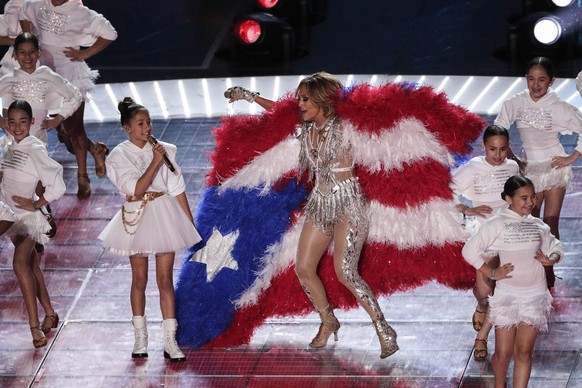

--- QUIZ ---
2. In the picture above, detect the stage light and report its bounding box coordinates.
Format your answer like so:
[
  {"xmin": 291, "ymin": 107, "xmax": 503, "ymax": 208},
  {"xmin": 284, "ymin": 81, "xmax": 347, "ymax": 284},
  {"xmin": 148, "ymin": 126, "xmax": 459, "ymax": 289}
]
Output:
[
  {"xmin": 231, "ymin": 12, "xmax": 295, "ymax": 68},
  {"xmin": 236, "ymin": 19, "xmax": 262, "ymax": 44},
  {"xmin": 533, "ymin": 16, "xmax": 562, "ymax": 44},
  {"xmin": 552, "ymin": 0, "xmax": 575, "ymax": 6},
  {"xmin": 256, "ymin": 0, "xmax": 280, "ymax": 10},
  {"xmin": 253, "ymin": 0, "xmax": 311, "ymax": 55}
]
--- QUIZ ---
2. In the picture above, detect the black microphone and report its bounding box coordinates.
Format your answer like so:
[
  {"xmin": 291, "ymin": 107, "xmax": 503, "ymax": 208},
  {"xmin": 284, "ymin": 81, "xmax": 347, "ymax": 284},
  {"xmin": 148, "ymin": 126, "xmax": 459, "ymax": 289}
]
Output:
[{"xmin": 147, "ymin": 135, "xmax": 176, "ymax": 172}]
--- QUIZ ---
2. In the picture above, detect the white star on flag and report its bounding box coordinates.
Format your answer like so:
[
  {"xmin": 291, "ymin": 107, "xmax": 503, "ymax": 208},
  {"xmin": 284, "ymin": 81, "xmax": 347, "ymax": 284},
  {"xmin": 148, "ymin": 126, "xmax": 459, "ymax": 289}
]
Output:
[{"xmin": 191, "ymin": 227, "xmax": 239, "ymax": 282}]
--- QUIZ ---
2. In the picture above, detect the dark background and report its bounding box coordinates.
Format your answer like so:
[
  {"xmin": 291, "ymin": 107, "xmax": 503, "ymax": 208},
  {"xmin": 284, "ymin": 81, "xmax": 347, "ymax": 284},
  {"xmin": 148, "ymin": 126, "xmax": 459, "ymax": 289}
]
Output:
[{"xmin": 4, "ymin": 0, "xmax": 582, "ymax": 83}]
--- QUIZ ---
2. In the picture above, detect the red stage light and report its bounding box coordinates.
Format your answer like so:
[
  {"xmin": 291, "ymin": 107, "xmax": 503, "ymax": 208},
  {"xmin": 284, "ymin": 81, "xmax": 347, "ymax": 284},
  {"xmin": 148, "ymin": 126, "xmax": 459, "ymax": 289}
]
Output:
[
  {"xmin": 236, "ymin": 19, "xmax": 262, "ymax": 44},
  {"xmin": 256, "ymin": 0, "xmax": 279, "ymax": 9}
]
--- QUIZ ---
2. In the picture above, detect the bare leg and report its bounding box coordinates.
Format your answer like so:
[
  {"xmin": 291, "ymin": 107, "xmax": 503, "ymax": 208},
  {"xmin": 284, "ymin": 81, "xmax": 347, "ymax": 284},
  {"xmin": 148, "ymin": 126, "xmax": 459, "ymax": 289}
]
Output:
[
  {"xmin": 512, "ymin": 324, "xmax": 538, "ymax": 388},
  {"xmin": 492, "ymin": 326, "xmax": 516, "ymax": 388},
  {"xmin": 540, "ymin": 187, "xmax": 565, "ymax": 239},
  {"xmin": 0, "ymin": 220, "xmax": 14, "ymax": 235},
  {"xmin": 64, "ymin": 103, "xmax": 90, "ymax": 178},
  {"xmin": 295, "ymin": 221, "xmax": 333, "ymax": 311},
  {"xmin": 129, "ymin": 255, "xmax": 148, "ymax": 316},
  {"xmin": 30, "ymin": 249, "xmax": 55, "ymax": 317},
  {"xmin": 12, "ymin": 236, "xmax": 41, "ymax": 327},
  {"xmin": 155, "ymin": 252, "xmax": 177, "ymax": 319}
]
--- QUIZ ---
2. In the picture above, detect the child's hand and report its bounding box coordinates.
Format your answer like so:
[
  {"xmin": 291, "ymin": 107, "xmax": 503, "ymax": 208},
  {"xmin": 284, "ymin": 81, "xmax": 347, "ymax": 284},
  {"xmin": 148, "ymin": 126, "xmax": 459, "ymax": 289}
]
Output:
[
  {"xmin": 11, "ymin": 195, "xmax": 36, "ymax": 212},
  {"xmin": 534, "ymin": 250, "xmax": 559, "ymax": 266}
]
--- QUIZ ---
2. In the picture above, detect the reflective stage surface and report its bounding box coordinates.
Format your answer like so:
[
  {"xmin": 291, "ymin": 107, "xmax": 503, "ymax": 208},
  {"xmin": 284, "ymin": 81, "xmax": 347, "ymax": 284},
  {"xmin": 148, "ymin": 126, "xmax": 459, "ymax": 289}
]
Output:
[{"xmin": 0, "ymin": 112, "xmax": 581, "ymax": 387}]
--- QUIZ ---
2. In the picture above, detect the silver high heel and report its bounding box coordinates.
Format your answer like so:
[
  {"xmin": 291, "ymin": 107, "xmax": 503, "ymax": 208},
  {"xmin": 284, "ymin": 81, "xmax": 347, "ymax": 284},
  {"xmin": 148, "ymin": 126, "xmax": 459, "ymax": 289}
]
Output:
[{"xmin": 373, "ymin": 316, "xmax": 399, "ymax": 359}]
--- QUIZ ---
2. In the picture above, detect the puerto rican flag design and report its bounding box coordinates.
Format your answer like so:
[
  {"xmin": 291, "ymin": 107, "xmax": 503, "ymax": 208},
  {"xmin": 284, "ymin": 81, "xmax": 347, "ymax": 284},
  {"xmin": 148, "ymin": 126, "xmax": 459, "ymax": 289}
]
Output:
[{"xmin": 175, "ymin": 82, "xmax": 485, "ymax": 348}]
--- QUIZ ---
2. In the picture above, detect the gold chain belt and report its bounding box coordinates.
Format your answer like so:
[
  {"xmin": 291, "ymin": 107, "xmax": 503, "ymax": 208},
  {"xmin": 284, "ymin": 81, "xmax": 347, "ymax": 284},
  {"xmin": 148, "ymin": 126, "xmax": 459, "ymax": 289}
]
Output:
[{"xmin": 121, "ymin": 192, "xmax": 165, "ymax": 235}]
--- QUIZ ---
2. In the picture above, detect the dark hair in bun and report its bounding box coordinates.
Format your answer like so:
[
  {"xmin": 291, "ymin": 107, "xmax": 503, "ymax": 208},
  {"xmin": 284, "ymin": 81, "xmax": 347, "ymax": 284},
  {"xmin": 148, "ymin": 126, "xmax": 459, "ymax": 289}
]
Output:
[
  {"xmin": 501, "ymin": 175, "xmax": 534, "ymax": 200},
  {"xmin": 118, "ymin": 97, "xmax": 147, "ymax": 127}
]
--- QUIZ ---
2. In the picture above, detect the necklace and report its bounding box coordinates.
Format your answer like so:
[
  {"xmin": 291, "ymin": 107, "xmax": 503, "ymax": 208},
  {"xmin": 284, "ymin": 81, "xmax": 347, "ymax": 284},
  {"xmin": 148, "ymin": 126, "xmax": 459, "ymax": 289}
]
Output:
[{"xmin": 308, "ymin": 117, "xmax": 333, "ymax": 159}]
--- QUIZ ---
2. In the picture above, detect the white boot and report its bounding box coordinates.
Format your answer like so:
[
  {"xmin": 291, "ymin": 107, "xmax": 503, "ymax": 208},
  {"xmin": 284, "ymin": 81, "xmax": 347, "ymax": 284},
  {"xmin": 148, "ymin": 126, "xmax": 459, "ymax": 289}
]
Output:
[
  {"xmin": 162, "ymin": 318, "xmax": 186, "ymax": 362},
  {"xmin": 131, "ymin": 315, "xmax": 148, "ymax": 358}
]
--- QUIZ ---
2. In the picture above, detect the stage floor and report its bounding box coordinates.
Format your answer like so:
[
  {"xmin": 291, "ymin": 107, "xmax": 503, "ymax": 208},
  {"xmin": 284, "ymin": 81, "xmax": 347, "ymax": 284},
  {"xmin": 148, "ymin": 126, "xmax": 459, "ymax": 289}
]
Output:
[{"xmin": 0, "ymin": 114, "xmax": 581, "ymax": 388}]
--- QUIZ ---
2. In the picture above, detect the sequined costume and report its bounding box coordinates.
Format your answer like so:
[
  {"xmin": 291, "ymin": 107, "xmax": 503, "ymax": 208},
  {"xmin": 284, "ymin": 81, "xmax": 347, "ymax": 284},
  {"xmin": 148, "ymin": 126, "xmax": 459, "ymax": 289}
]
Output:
[
  {"xmin": 18, "ymin": 0, "xmax": 117, "ymax": 98},
  {"xmin": 297, "ymin": 116, "xmax": 388, "ymax": 323},
  {"xmin": 451, "ymin": 156, "xmax": 519, "ymax": 234},
  {"xmin": 462, "ymin": 208, "xmax": 563, "ymax": 331},
  {"xmin": 0, "ymin": 135, "xmax": 65, "ymax": 244},
  {"xmin": 0, "ymin": 66, "xmax": 82, "ymax": 146},
  {"xmin": 494, "ymin": 90, "xmax": 582, "ymax": 191}
]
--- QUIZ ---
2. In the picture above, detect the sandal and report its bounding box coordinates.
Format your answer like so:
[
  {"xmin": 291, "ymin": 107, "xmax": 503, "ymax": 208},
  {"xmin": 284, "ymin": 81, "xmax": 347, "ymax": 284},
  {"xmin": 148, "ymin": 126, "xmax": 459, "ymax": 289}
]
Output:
[
  {"xmin": 472, "ymin": 308, "xmax": 486, "ymax": 331},
  {"xmin": 41, "ymin": 312, "xmax": 59, "ymax": 334},
  {"xmin": 474, "ymin": 338, "xmax": 488, "ymax": 361},
  {"xmin": 91, "ymin": 142, "xmax": 109, "ymax": 179},
  {"xmin": 30, "ymin": 326, "xmax": 47, "ymax": 349},
  {"xmin": 77, "ymin": 173, "xmax": 91, "ymax": 199}
]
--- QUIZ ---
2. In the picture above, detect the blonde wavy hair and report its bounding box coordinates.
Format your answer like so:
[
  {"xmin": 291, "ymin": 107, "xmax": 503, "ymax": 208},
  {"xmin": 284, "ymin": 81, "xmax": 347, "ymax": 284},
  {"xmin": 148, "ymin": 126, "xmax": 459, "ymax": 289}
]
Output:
[{"xmin": 296, "ymin": 72, "xmax": 342, "ymax": 119}]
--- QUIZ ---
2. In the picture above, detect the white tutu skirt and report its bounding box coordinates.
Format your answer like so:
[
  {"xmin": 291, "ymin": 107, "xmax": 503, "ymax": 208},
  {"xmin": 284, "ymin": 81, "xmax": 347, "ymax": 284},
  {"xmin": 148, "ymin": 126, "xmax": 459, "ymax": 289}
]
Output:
[
  {"xmin": 98, "ymin": 194, "xmax": 202, "ymax": 256},
  {"xmin": 5, "ymin": 210, "xmax": 51, "ymax": 244},
  {"xmin": 524, "ymin": 158, "xmax": 572, "ymax": 192},
  {"xmin": 489, "ymin": 290, "xmax": 553, "ymax": 332},
  {"xmin": 57, "ymin": 61, "xmax": 98, "ymax": 99}
]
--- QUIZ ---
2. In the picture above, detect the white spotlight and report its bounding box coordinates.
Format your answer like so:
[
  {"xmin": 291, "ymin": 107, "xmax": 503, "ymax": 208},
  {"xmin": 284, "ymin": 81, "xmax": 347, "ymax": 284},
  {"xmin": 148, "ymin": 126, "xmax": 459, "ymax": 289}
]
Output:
[
  {"xmin": 533, "ymin": 17, "xmax": 562, "ymax": 45},
  {"xmin": 552, "ymin": 0, "xmax": 575, "ymax": 6}
]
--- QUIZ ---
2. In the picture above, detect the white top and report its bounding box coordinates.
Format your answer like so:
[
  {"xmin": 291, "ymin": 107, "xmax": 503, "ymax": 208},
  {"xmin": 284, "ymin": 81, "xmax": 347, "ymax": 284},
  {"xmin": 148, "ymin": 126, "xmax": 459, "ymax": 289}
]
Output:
[
  {"xmin": 106, "ymin": 140, "xmax": 185, "ymax": 197},
  {"xmin": 494, "ymin": 89, "xmax": 582, "ymax": 160},
  {"xmin": 577, "ymin": 70, "xmax": 582, "ymax": 98},
  {"xmin": 0, "ymin": 0, "xmax": 25, "ymax": 76},
  {"xmin": 451, "ymin": 156, "xmax": 519, "ymax": 214},
  {"xmin": 0, "ymin": 65, "xmax": 82, "ymax": 143},
  {"xmin": 0, "ymin": 0, "xmax": 24, "ymax": 38},
  {"xmin": 0, "ymin": 135, "xmax": 65, "ymax": 215},
  {"xmin": 462, "ymin": 208, "xmax": 563, "ymax": 294},
  {"xmin": 19, "ymin": 0, "xmax": 117, "ymax": 66}
]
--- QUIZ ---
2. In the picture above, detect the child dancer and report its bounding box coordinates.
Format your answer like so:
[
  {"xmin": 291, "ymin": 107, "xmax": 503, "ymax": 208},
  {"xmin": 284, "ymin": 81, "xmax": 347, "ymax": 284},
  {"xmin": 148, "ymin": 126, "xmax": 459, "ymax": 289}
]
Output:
[
  {"xmin": 0, "ymin": 0, "xmax": 24, "ymax": 77},
  {"xmin": 462, "ymin": 176, "xmax": 562, "ymax": 388},
  {"xmin": 1, "ymin": 100, "xmax": 66, "ymax": 347},
  {"xmin": 19, "ymin": 0, "xmax": 117, "ymax": 199},
  {"xmin": 451, "ymin": 125, "xmax": 519, "ymax": 361},
  {"xmin": 98, "ymin": 98, "xmax": 201, "ymax": 361},
  {"xmin": 0, "ymin": 32, "xmax": 82, "ymax": 149},
  {"xmin": 494, "ymin": 56, "xmax": 582, "ymax": 289}
]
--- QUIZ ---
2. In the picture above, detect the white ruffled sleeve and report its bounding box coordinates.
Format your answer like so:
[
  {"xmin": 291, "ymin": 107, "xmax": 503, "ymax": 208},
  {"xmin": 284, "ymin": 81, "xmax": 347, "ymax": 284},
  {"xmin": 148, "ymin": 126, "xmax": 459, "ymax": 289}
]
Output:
[
  {"xmin": 30, "ymin": 145, "xmax": 66, "ymax": 203},
  {"xmin": 462, "ymin": 218, "xmax": 502, "ymax": 269}
]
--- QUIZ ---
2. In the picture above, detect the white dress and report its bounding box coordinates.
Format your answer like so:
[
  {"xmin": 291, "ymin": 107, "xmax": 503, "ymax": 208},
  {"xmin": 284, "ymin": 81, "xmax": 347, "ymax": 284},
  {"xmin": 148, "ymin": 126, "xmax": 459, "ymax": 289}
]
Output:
[
  {"xmin": 451, "ymin": 156, "xmax": 519, "ymax": 235},
  {"xmin": 0, "ymin": 0, "xmax": 24, "ymax": 76},
  {"xmin": 494, "ymin": 90, "xmax": 582, "ymax": 191},
  {"xmin": 98, "ymin": 140, "xmax": 201, "ymax": 256},
  {"xmin": 0, "ymin": 135, "xmax": 65, "ymax": 243},
  {"xmin": 0, "ymin": 65, "xmax": 82, "ymax": 146},
  {"xmin": 18, "ymin": 0, "xmax": 117, "ymax": 98},
  {"xmin": 462, "ymin": 208, "xmax": 563, "ymax": 331}
]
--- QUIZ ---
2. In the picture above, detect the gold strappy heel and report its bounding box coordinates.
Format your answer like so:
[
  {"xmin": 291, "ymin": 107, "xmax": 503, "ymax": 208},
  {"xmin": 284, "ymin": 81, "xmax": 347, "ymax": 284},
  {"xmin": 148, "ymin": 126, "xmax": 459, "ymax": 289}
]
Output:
[
  {"xmin": 309, "ymin": 306, "xmax": 340, "ymax": 348},
  {"xmin": 30, "ymin": 326, "xmax": 47, "ymax": 349}
]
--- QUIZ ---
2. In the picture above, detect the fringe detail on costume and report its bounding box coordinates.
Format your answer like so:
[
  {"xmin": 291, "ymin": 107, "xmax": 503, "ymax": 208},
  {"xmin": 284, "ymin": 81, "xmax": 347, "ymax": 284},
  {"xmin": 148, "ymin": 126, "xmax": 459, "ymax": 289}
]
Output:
[
  {"xmin": 524, "ymin": 159, "xmax": 572, "ymax": 191},
  {"xmin": 304, "ymin": 177, "xmax": 366, "ymax": 235},
  {"xmin": 489, "ymin": 291, "xmax": 553, "ymax": 332},
  {"xmin": 5, "ymin": 212, "xmax": 50, "ymax": 244}
]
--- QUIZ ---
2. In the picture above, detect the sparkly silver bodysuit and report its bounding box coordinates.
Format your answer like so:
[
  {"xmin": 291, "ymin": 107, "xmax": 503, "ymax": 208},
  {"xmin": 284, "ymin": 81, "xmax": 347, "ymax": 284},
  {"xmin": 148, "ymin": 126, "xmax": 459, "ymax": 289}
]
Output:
[{"xmin": 298, "ymin": 117, "xmax": 389, "ymax": 324}]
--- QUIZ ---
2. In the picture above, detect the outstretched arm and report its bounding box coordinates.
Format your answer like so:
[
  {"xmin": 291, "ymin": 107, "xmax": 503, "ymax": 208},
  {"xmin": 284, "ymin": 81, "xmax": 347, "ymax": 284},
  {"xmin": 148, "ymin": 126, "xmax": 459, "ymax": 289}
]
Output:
[{"xmin": 225, "ymin": 86, "xmax": 275, "ymax": 110}]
